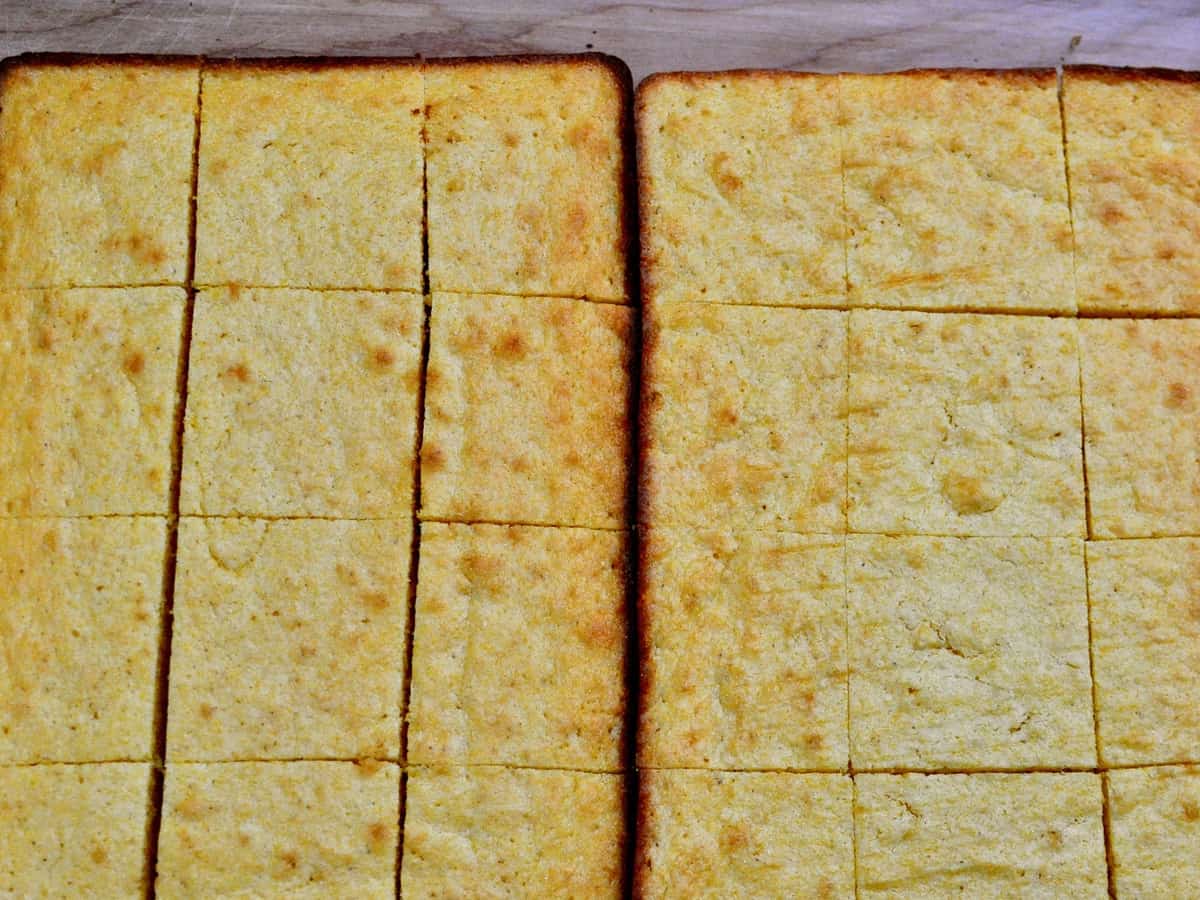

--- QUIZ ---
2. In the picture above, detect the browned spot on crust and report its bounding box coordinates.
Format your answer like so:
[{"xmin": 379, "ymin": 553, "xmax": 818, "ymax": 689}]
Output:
[
  {"xmin": 368, "ymin": 821, "xmax": 390, "ymax": 847},
  {"xmin": 361, "ymin": 591, "xmax": 389, "ymax": 611},
  {"xmin": 35, "ymin": 328, "xmax": 54, "ymax": 351},
  {"xmin": 1182, "ymin": 799, "xmax": 1200, "ymax": 821},
  {"xmin": 122, "ymin": 351, "xmax": 145, "ymax": 376},
  {"xmin": 1045, "ymin": 828, "xmax": 1064, "ymax": 849},
  {"xmin": 371, "ymin": 346, "xmax": 395, "ymax": 369},
  {"xmin": 1166, "ymin": 381, "xmax": 1191, "ymax": 408},
  {"xmin": 223, "ymin": 363, "xmax": 251, "ymax": 383},
  {"xmin": 198, "ymin": 703, "xmax": 215, "ymax": 721},
  {"xmin": 708, "ymin": 151, "xmax": 743, "ymax": 197},
  {"xmin": 503, "ymin": 132, "xmax": 520, "ymax": 148},
  {"xmin": 719, "ymin": 822, "xmax": 749, "ymax": 852},
  {"xmin": 41, "ymin": 529, "xmax": 58, "ymax": 552},
  {"xmin": 279, "ymin": 850, "xmax": 299, "ymax": 870},
  {"xmin": 90, "ymin": 845, "xmax": 108, "ymax": 865},
  {"xmin": 176, "ymin": 795, "xmax": 206, "ymax": 820},
  {"xmin": 354, "ymin": 758, "xmax": 384, "ymax": 776},
  {"xmin": 494, "ymin": 331, "xmax": 526, "ymax": 360},
  {"xmin": 421, "ymin": 443, "xmax": 445, "ymax": 472},
  {"xmin": 805, "ymin": 732, "xmax": 825, "ymax": 750}
]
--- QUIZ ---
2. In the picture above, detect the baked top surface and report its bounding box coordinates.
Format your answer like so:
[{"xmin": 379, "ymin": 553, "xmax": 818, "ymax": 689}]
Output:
[{"xmin": 1108, "ymin": 765, "xmax": 1200, "ymax": 897}]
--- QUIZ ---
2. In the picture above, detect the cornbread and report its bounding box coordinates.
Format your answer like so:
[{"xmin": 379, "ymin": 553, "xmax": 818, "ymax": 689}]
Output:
[
  {"xmin": 842, "ymin": 70, "xmax": 1073, "ymax": 313},
  {"xmin": 848, "ymin": 309, "xmax": 1084, "ymax": 536},
  {"xmin": 1109, "ymin": 765, "xmax": 1200, "ymax": 896},
  {"xmin": 637, "ymin": 72, "xmax": 846, "ymax": 307},
  {"xmin": 855, "ymin": 773, "xmax": 1108, "ymax": 898},
  {"xmin": 0, "ymin": 59, "xmax": 197, "ymax": 288},
  {"xmin": 179, "ymin": 287, "xmax": 422, "ymax": 518},
  {"xmin": 1064, "ymin": 68, "xmax": 1200, "ymax": 314},
  {"xmin": 0, "ymin": 517, "xmax": 166, "ymax": 764},
  {"xmin": 420, "ymin": 292, "xmax": 633, "ymax": 529},
  {"xmin": 642, "ymin": 302, "xmax": 847, "ymax": 531},
  {"xmin": 1080, "ymin": 318, "xmax": 1200, "ymax": 538},
  {"xmin": 156, "ymin": 760, "xmax": 399, "ymax": 899},
  {"xmin": 402, "ymin": 765, "xmax": 624, "ymax": 898},
  {"xmin": 636, "ymin": 770, "xmax": 854, "ymax": 898},
  {"xmin": 408, "ymin": 523, "xmax": 626, "ymax": 770},
  {"xmin": 425, "ymin": 57, "xmax": 629, "ymax": 301},
  {"xmin": 847, "ymin": 535, "xmax": 1094, "ymax": 770},
  {"xmin": 166, "ymin": 517, "xmax": 410, "ymax": 762},
  {"xmin": 639, "ymin": 528, "xmax": 847, "ymax": 770},
  {"xmin": 195, "ymin": 62, "xmax": 423, "ymax": 290},
  {"xmin": 0, "ymin": 763, "xmax": 152, "ymax": 898},
  {"xmin": 0, "ymin": 287, "xmax": 184, "ymax": 516},
  {"xmin": 1087, "ymin": 538, "xmax": 1200, "ymax": 766}
]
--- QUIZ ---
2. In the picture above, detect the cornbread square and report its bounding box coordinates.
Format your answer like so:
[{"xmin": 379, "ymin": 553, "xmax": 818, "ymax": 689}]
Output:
[
  {"xmin": 420, "ymin": 292, "xmax": 632, "ymax": 528},
  {"xmin": 637, "ymin": 770, "xmax": 854, "ymax": 898},
  {"xmin": 166, "ymin": 517, "xmax": 410, "ymax": 762},
  {"xmin": 0, "ymin": 763, "xmax": 152, "ymax": 898},
  {"xmin": 402, "ymin": 766, "xmax": 624, "ymax": 897},
  {"xmin": 637, "ymin": 72, "xmax": 846, "ymax": 306},
  {"xmin": 639, "ymin": 529, "xmax": 847, "ymax": 770},
  {"xmin": 195, "ymin": 62, "xmax": 423, "ymax": 290},
  {"xmin": 408, "ymin": 523, "xmax": 626, "ymax": 770},
  {"xmin": 156, "ymin": 760, "xmax": 399, "ymax": 899},
  {"xmin": 1064, "ymin": 68, "xmax": 1200, "ymax": 314},
  {"xmin": 1109, "ymin": 766, "xmax": 1200, "ymax": 897},
  {"xmin": 180, "ymin": 287, "xmax": 422, "ymax": 518},
  {"xmin": 0, "ymin": 59, "xmax": 197, "ymax": 288},
  {"xmin": 0, "ymin": 518, "xmax": 166, "ymax": 764},
  {"xmin": 847, "ymin": 535, "xmax": 1094, "ymax": 770},
  {"xmin": 425, "ymin": 57, "xmax": 628, "ymax": 301},
  {"xmin": 642, "ymin": 302, "xmax": 847, "ymax": 531},
  {"xmin": 1087, "ymin": 538, "xmax": 1200, "ymax": 765},
  {"xmin": 855, "ymin": 773, "xmax": 1107, "ymax": 898},
  {"xmin": 1080, "ymin": 319, "xmax": 1200, "ymax": 538},
  {"xmin": 848, "ymin": 310, "xmax": 1084, "ymax": 536},
  {"xmin": 0, "ymin": 287, "xmax": 184, "ymax": 516},
  {"xmin": 842, "ymin": 70, "xmax": 1073, "ymax": 312}
]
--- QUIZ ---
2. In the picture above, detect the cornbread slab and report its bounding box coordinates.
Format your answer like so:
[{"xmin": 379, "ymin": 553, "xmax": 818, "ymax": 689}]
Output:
[
  {"xmin": 1087, "ymin": 538, "xmax": 1200, "ymax": 766},
  {"xmin": 0, "ymin": 287, "xmax": 184, "ymax": 516},
  {"xmin": 636, "ymin": 770, "xmax": 854, "ymax": 898},
  {"xmin": 0, "ymin": 517, "xmax": 166, "ymax": 764},
  {"xmin": 180, "ymin": 287, "xmax": 422, "ymax": 518},
  {"xmin": 408, "ymin": 523, "xmax": 626, "ymax": 770},
  {"xmin": 0, "ymin": 57, "xmax": 197, "ymax": 288},
  {"xmin": 401, "ymin": 765, "xmax": 624, "ymax": 898},
  {"xmin": 420, "ymin": 292, "xmax": 633, "ymax": 529},
  {"xmin": 841, "ymin": 70, "xmax": 1073, "ymax": 313},
  {"xmin": 1109, "ymin": 765, "xmax": 1200, "ymax": 896},
  {"xmin": 848, "ymin": 310, "xmax": 1084, "ymax": 536},
  {"xmin": 1064, "ymin": 67, "xmax": 1200, "ymax": 315},
  {"xmin": 847, "ymin": 535, "xmax": 1094, "ymax": 770},
  {"xmin": 1080, "ymin": 318, "xmax": 1200, "ymax": 538},
  {"xmin": 641, "ymin": 302, "xmax": 847, "ymax": 531},
  {"xmin": 166, "ymin": 517, "xmax": 410, "ymax": 762},
  {"xmin": 639, "ymin": 528, "xmax": 847, "ymax": 770},
  {"xmin": 0, "ymin": 763, "xmax": 152, "ymax": 898},
  {"xmin": 195, "ymin": 61, "xmax": 423, "ymax": 290},
  {"xmin": 637, "ymin": 71, "xmax": 846, "ymax": 307},
  {"xmin": 855, "ymin": 773, "xmax": 1107, "ymax": 898},
  {"xmin": 426, "ymin": 56, "xmax": 630, "ymax": 302},
  {"xmin": 156, "ymin": 760, "xmax": 399, "ymax": 899}
]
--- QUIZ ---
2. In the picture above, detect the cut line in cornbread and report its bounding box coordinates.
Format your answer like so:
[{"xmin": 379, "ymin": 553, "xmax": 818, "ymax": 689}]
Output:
[
  {"xmin": 1108, "ymin": 765, "xmax": 1200, "ymax": 897},
  {"xmin": 401, "ymin": 765, "xmax": 624, "ymax": 898},
  {"xmin": 407, "ymin": 523, "xmax": 626, "ymax": 770},
  {"xmin": 639, "ymin": 528, "xmax": 847, "ymax": 770},
  {"xmin": 179, "ymin": 287, "xmax": 423, "ymax": 518},
  {"xmin": 166, "ymin": 517, "xmax": 410, "ymax": 762},
  {"xmin": 195, "ymin": 61, "xmax": 423, "ymax": 290}
]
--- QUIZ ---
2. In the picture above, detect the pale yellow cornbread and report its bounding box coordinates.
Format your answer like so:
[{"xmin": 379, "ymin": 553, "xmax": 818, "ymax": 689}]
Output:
[
  {"xmin": 0, "ymin": 59, "xmax": 198, "ymax": 288},
  {"xmin": 156, "ymin": 760, "xmax": 399, "ymax": 899},
  {"xmin": 639, "ymin": 528, "xmax": 847, "ymax": 770},
  {"xmin": 166, "ymin": 517, "xmax": 410, "ymax": 762},
  {"xmin": 848, "ymin": 309, "xmax": 1084, "ymax": 536},
  {"xmin": 401, "ymin": 765, "xmax": 624, "ymax": 898},
  {"xmin": 636, "ymin": 770, "xmax": 854, "ymax": 899},
  {"xmin": 1064, "ymin": 68, "xmax": 1200, "ymax": 314},
  {"xmin": 637, "ymin": 71, "xmax": 846, "ymax": 306},
  {"xmin": 641, "ymin": 302, "xmax": 847, "ymax": 531},
  {"xmin": 195, "ymin": 62, "xmax": 423, "ymax": 290},
  {"xmin": 0, "ymin": 287, "xmax": 184, "ymax": 516},
  {"xmin": 847, "ymin": 535, "xmax": 1094, "ymax": 770},
  {"xmin": 1087, "ymin": 538, "xmax": 1200, "ymax": 766},
  {"xmin": 425, "ymin": 57, "xmax": 628, "ymax": 301},
  {"xmin": 0, "ymin": 762, "xmax": 152, "ymax": 898},
  {"xmin": 855, "ymin": 773, "xmax": 1108, "ymax": 898},
  {"xmin": 179, "ymin": 287, "xmax": 422, "ymax": 518},
  {"xmin": 420, "ymin": 292, "xmax": 632, "ymax": 529},
  {"xmin": 0, "ymin": 517, "xmax": 166, "ymax": 764},
  {"xmin": 407, "ymin": 523, "xmax": 626, "ymax": 770},
  {"xmin": 1109, "ymin": 765, "xmax": 1200, "ymax": 896},
  {"xmin": 1080, "ymin": 318, "xmax": 1200, "ymax": 538}
]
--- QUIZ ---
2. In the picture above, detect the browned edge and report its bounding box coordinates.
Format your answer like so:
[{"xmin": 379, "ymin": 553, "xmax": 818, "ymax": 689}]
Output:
[
  {"xmin": 1065, "ymin": 63, "xmax": 1200, "ymax": 84},
  {"xmin": 631, "ymin": 767, "xmax": 657, "ymax": 898}
]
